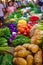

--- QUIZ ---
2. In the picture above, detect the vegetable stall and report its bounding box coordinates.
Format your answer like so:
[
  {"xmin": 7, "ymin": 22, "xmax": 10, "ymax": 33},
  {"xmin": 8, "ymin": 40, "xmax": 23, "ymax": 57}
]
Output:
[{"xmin": 0, "ymin": 1, "xmax": 43, "ymax": 65}]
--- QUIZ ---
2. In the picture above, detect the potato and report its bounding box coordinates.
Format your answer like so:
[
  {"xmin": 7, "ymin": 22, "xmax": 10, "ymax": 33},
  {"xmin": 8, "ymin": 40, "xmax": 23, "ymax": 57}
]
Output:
[
  {"xmin": 34, "ymin": 50, "xmax": 42, "ymax": 65},
  {"xmin": 23, "ymin": 44, "xmax": 30, "ymax": 49},
  {"xmin": 29, "ymin": 24, "xmax": 38, "ymax": 37},
  {"xmin": 26, "ymin": 55, "xmax": 33, "ymax": 65},
  {"xmin": 23, "ymin": 44, "xmax": 39, "ymax": 53},
  {"xmin": 28, "ymin": 44, "xmax": 39, "ymax": 53},
  {"xmin": 14, "ymin": 50, "xmax": 31, "ymax": 57},
  {"xmin": 31, "ymin": 29, "xmax": 43, "ymax": 45},
  {"xmin": 28, "ymin": 44, "xmax": 35, "ymax": 49},
  {"xmin": 13, "ymin": 58, "xmax": 27, "ymax": 65},
  {"xmin": 31, "ymin": 30, "xmax": 42, "ymax": 45},
  {"xmin": 31, "ymin": 45, "xmax": 39, "ymax": 53},
  {"xmin": 17, "ymin": 50, "xmax": 29, "ymax": 58},
  {"xmin": 31, "ymin": 36, "xmax": 37, "ymax": 44},
  {"xmin": 14, "ymin": 45, "xmax": 26, "ymax": 52}
]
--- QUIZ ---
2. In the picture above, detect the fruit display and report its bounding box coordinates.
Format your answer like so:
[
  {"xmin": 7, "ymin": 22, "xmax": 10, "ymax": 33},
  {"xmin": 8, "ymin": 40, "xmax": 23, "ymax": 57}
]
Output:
[
  {"xmin": 0, "ymin": 18, "xmax": 43, "ymax": 65},
  {"xmin": 0, "ymin": 1, "xmax": 43, "ymax": 65}
]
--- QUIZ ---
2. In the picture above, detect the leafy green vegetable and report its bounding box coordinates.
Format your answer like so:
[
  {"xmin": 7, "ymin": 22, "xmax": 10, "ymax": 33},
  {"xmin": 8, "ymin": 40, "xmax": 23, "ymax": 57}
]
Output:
[
  {"xmin": 0, "ymin": 27, "xmax": 11, "ymax": 39},
  {"xmin": 37, "ymin": 23, "xmax": 43, "ymax": 30},
  {"xmin": 0, "ymin": 53, "xmax": 13, "ymax": 65},
  {"xmin": 1, "ymin": 54, "xmax": 13, "ymax": 65},
  {"xmin": 0, "ymin": 37, "xmax": 7, "ymax": 47},
  {"xmin": 11, "ymin": 35, "xmax": 30, "ymax": 47},
  {"xmin": 27, "ymin": 2, "xmax": 34, "ymax": 8},
  {"xmin": 0, "ymin": 29, "xmax": 4, "ymax": 37},
  {"xmin": 34, "ymin": 9, "xmax": 41, "ymax": 14},
  {"xmin": 0, "ymin": 47, "xmax": 13, "ymax": 53},
  {"xmin": 6, "ymin": 12, "xmax": 22, "ymax": 21},
  {"xmin": 0, "ymin": 54, "xmax": 4, "ymax": 65}
]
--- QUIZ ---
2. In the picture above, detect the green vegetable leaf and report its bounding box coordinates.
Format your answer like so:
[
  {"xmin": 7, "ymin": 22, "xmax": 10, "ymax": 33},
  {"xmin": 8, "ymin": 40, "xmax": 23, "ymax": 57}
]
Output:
[
  {"xmin": 0, "ymin": 27, "xmax": 11, "ymax": 39},
  {"xmin": 0, "ymin": 54, "xmax": 4, "ymax": 65},
  {"xmin": 0, "ymin": 38, "xmax": 7, "ymax": 47},
  {"xmin": 11, "ymin": 35, "xmax": 30, "ymax": 47},
  {"xmin": 1, "ymin": 54, "xmax": 13, "ymax": 65}
]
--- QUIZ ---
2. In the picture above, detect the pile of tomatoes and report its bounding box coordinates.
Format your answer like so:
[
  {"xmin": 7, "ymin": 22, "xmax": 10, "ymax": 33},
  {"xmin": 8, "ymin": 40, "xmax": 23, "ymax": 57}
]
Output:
[
  {"xmin": 17, "ymin": 20, "xmax": 32, "ymax": 36},
  {"xmin": 17, "ymin": 16, "xmax": 39, "ymax": 36}
]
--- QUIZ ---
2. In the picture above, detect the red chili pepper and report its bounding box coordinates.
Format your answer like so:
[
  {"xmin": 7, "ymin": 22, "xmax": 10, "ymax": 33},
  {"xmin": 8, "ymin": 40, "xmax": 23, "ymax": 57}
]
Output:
[{"xmin": 30, "ymin": 16, "xmax": 39, "ymax": 21}]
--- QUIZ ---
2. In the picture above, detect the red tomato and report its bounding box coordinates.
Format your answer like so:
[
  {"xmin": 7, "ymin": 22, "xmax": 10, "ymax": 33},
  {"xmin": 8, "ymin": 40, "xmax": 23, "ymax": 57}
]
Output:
[
  {"xmin": 28, "ymin": 24, "xmax": 32, "ymax": 29},
  {"xmin": 20, "ymin": 28, "xmax": 25, "ymax": 33},
  {"xmin": 24, "ymin": 26, "xmax": 28, "ymax": 30},
  {"xmin": 24, "ymin": 32, "xmax": 27, "ymax": 36},
  {"xmin": 18, "ymin": 27, "xmax": 21, "ymax": 31},
  {"xmin": 17, "ymin": 32, "xmax": 21, "ymax": 35},
  {"xmin": 26, "ymin": 28, "xmax": 30, "ymax": 33},
  {"xmin": 23, "ymin": 31, "xmax": 27, "ymax": 36}
]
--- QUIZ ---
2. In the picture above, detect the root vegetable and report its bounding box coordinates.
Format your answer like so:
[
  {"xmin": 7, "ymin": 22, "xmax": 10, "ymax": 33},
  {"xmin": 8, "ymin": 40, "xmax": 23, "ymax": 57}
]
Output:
[
  {"xmin": 27, "ymin": 44, "xmax": 39, "ymax": 53},
  {"xmin": 23, "ymin": 44, "xmax": 39, "ymax": 53},
  {"xmin": 23, "ymin": 44, "xmax": 30, "ymax": 49},
  {"xmin": 26, "ymin": 55, "xmax": 33, "ymax": 65},
  {"xmin": 30, "ymin": 45, "xmax": 39, "ymax": 53},
  {"xmin": 14, "ymin": 45, "xmax": 26, "ymax": 52},
  {"xmin": 13, "ymin": 44, "xmax": 42, "ymax": 65},
  {"xmin": 13, "ymin": 58, "xmax": 27, "ymax": 65},
  {"xmin": 17, "ymin": 50, "xmax": 29, "ymax": 58},
  {"xmin": 34, "ymin": 50, "xmax": 42, "ymax": 65},
  {"xmin": 31, "ymin": 30, "xmax": 42, "ymax": 44},
  {"xmin": 29, "ymin": 24, "xmax": 38, "ymax": 37}
]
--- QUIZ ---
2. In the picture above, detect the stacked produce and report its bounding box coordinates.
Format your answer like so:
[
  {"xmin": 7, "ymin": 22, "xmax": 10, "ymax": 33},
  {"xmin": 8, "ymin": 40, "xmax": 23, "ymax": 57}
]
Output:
[
  {"xmin": 17, "ymin": 17, "xmax": 39, "ymax": 36},
  {"xmin": 13, "ymin": 44, "xmax": 42, "ymax": 65},
  {"xmin": 0, "ymin": 44, "xmax": 42, "ymax": 65},
  {"xmin": 30, "ymin": 23, "xmax": 43, "ymax": 49},
  {"xmin": 28, "ymin": 16, "xmax": 39, "ymax": 25},
  {"xmin": 0, "ymin": 18, "xmax": 43, "ymax": 64},
  {"xmin": 6, "ymin": 11, "xmax": 29, "ymax": 23},
  {"xmin": 0, "ymin": 54, "xmax": 13, "ymax": 65},
  {"xmin": 0, "ymin": 27, "xmax": 11, "ymax": 39},
  {"xmin": 17, "ymin": 20, "xmax": 31, "ymax": 36},
  {"xmin": 11, "ymin": 35, "xmax": 30, "ymax": 46},
  {"xmin": 0, "ymin": 2, "xmax": 43, "ymax": 64},
  {"xmin": 0, "ymin": 38, "xmax": 7, "ymax": 47},
  {"xmin": 5, "ymin": 1, "xmax": 42, "ymax": 24}
]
